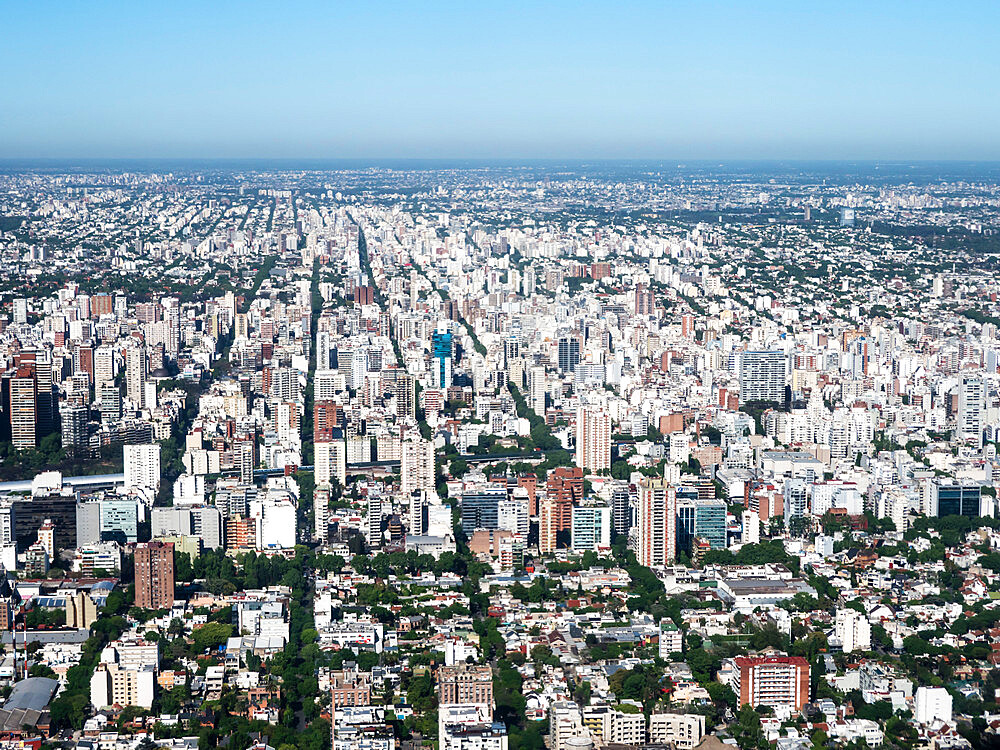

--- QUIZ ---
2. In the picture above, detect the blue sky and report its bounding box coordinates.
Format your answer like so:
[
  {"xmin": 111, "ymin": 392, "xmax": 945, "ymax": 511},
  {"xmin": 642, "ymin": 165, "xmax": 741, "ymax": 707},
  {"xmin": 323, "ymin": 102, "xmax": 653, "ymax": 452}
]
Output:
[{"xmin": 1, "ymin": 1, "xmax": 998, "ymax": 160}]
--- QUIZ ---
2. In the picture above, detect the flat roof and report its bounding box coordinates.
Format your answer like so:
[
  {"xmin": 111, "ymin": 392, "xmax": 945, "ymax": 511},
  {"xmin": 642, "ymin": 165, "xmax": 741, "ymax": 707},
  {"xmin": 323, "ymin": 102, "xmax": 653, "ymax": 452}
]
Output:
[
  {"xmin": 723, "ymin": 578, "xmax": 799, "ymax": 593},
  {"xmin": 0, "ymin": 473, "xmax": 125, "ymax": 493},
  {"xmin": 1, "ymin": 629, "xmax": 90, "ymax": 645},
  {"xmin": 5, "ymin": 676, "xmax": 58, "ymax": 711}
]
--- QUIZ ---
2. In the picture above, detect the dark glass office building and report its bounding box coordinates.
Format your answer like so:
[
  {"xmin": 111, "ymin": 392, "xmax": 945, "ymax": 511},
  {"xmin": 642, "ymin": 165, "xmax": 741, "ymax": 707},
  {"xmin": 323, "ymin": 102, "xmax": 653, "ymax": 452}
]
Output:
[
  {"xmin": 558, "ymin": 337, "xmax": 580, "ymax": 374},
  {"xmin": 460, "ymin": 487, "xmax": 505, "ymax": 535},
  {"xmin": 934, "ymin": 482, "xmax": 981, "ymax": 518},
  {"xmin": 677, "ymin": 498, "xmax": 728, "ymax": 554}
]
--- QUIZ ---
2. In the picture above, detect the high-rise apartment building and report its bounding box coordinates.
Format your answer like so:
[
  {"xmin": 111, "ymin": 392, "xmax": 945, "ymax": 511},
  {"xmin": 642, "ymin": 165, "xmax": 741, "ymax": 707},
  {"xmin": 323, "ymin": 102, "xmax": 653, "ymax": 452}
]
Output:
[
  {"xmin": 408, "ymin": 490, "xmax": 428, "ymax": 536},
  {"xmin": 539, "ymin": 494, "xmax": 571, "ymax": 554},
  {"xmin": 632, "ymin": 478, "xmax": 676, "ymax": 566},
  {"xmin": 503, "ymin": 338, "xmax": 520, "ymax": 368},
  {"xmin": 60, "ymin": 403, "xmax": 90, "ymax": 454},
  {"xmin": 383, "ymin": 368, "xmax": 416, "ymax": 420},
  {"xmin": 12, "ymin": 299, "xmax": 27, "ymax": 325},
  {"xmin": 9, "ymin": 365, "xmax": 38, "ymax": 449},
  {"xmin": 610, "ymin": 481, "xmax": 631, "ymax": 539},
  {"xmin": 437, "ymin": 664, "xmax": 494, "ymax": 708},
  {"xmin": 310, "ymin": 370, "xmax": 337, "ymax": 403},
  {"xmin": 366, "ymin": 495, "xmax": 384, "ymax": 547},
  {"xmin": 575, "ymin": 406, "xmax": 611, "ymax": 472},
  {"xmin": 634, "ymin": 283, "xmax": 656, "ymax": 316},
  {"xmin": 315, "ymin": 438, "xmax": 347, "ymax": 489},
  {"xmin": 314, "ymin": 486, "xmax": 331, "ymax": 543},
  {"xmin": 124, "ymin": 443, "xmax": 161, "ymax": 499},
  {"xmin": 834, "ymin": 607, "xmax": 871, "ymax": 653},
  {"xmin": 74, "ymin": 343, "xmax": 95, "ymax": 385},
  {"xmin": 233, "ymin": 439, "xmax": 255, "ymax": 485},
  {"xmin": 313, "ymin": 400, "xmax": 342, "ymax": 442},
  {"xmin": 226, "ymin": 516, "xmax": 256, "ymax": 552},
  {"xmin": 91, "ymin": 662, "xmax": 155, "ymax": 709},
  {"xmin": 539, "ymin": 466, "xmax": 583, "ymax": 552},
  {"xmin": 957, "ymin": 375, "xmax": 985, "ymax": 448},
  {"xmin": 65, "ymin": 590, "xmax": 99, "ymax": 629},
  {"xmin": 134, "ymin": 541, "xmax": 175, "ymax": 609},
  {"xmin": 126, "ymin": 346, "xmax": 148, "ymax": 409},
  {"xmin": 99, "ymin": 381, "xmax": 122, "ymax": 423},
  {"xmin": 28, "ymin": 349, "xmax": 56, "ymax": 436},
  {"xmin": 725, "ymin": 655, "xmax": 810, "ymax": 712},
  {"xmin": 915, "ymin": 686, "xmax": 952, "ymax": 725},
  {"xmin": 91, "ymin": 293, "xmax": 114, "ymax": 317},
  {"xmin": 497, "ymin": 495, "xmax": 529, "ymax": 538},
  {"xmin": 527, "ymin": 366, "xmax": 546, "ymax": 416},
  {"xmin": 739, "ymin": 350, "xmax": 787, "ymax": 404},
  {"xmin": 548, "ymin": 467, "xmax": 584, "ymax": 504},
  {"xmin": 401, "ymin": 439, "xmax": 435, "ymax": 495}
]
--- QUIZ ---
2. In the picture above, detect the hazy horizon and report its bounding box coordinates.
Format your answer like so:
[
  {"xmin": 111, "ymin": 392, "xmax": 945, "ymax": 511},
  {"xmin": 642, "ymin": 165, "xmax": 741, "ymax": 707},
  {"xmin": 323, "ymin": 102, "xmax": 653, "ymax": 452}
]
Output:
[{"xmin": 3, "ymin": 1, "xmax": 999, "ymax": 160}]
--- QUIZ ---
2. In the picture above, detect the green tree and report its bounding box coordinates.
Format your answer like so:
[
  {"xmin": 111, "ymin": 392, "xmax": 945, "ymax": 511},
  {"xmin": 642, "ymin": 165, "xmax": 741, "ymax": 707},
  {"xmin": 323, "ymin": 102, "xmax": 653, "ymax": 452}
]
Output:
[
  {"xmin": 733, "ymin": 705, "xmax": 768, "ymax": 750},
  {"xmin": 192, "ymin": 622, "xmax": 233, "ymax": 653}
]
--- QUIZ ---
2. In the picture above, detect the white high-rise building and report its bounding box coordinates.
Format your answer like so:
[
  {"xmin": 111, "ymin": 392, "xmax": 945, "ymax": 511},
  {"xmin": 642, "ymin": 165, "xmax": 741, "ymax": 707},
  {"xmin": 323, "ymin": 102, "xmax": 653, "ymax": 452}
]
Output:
[
  {"xmin": 834, "ymin": 607, "xmax": 871, "ymax": 653},
  {"xmin": 0, "ymin": 503, "xmax": 15, "ymax": 547},
  {"xmin": 124, "ymin": 444, "xmax": 161, "ymax": 501},
  {"xmin": 742, "ymin": 510, "xmax": 760, "ymax": 544},
  {"xmin": 915, "ymin": 686, "xmax": 952, "ymax": 725},
  {"xmin": 232, "ymin": 440, "xmax": 255, "ymax": 484},
  {"xmin": 95, "ymin": 345, "xmax": 116, "ymax": 391},
  {"xmin": 401, "ymin": 439, "xmax": 435, "ymax": 495},
  {"xmin": 12, "ymin": 299, "xmax": 27, "ymax": 325},
  {"xmin": 957, "ymin": 375, "xmax": 985, "ymax": 448},
  {"xmin": 576, "ymin": 406, "xmax": 611, "ymax": 472},
  {"xmin": 314, "ymin": 369, "xmax": 342, "ymax": 401},
  {"xmin": 739, "ymin": 350, "xmax": 787, "ymax": 404},
  {"xmin": 90, "ymin": 663, "xmax": 155, "ymax": 710},
  {"xmin": 162, "ymin": 297, "xmax": 181, "ymax": 357},
  {"xmin": 315, "ymin": 439, "xmax": 346, "ymax": 489},
  {"xmin": 527, "ymin": 366, "xmax": 546, "ymax": 416},
  {"xmin": 669, "ymin": 432, "xmax": 690, "ymax": 465},
  {"xmin": 316, "ymin": 331, "xmax": 333, "ymax": 370},
  {"xmin": 126, "ymin": 346, "xmax": 148, "ymax": 409},
  {"xmin": 275, "ymin": 402, "xmax": 300, "ymax": 446},
  {"xmin": 409, "ymin": 490, "xmax": 428, "ymax": 536},
  {"xmin": 783, "ymin": 478, "xmax": 809, "ymax": 522},
  {"xmin": 497, "ymin": 493, "xmax": 529, "ymax": 538},
  {"xmin": 522, "ymin": 268, "xmax": 536, "ymax": 297},
  {"xmin": 931, "ymin": 274, "xmax": 944, "ymax": 297},
  {"xmin": 367, "ymin": 495, "xmax": 383, "ymax": 546},
  {"xmin": 250, "ymin": 492, "xmax": 297, "ymax": 551},
  {"xmin": 314, "ymin": 486, "xmax": 330, "ymax": 543}
]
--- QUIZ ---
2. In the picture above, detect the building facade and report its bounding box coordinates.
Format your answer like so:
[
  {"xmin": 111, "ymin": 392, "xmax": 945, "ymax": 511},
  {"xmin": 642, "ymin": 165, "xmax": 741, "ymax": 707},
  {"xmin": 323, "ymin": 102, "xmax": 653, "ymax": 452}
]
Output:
[{"xmin": 134, "ymin": 540, "xmax": 175, "ymax": 609}]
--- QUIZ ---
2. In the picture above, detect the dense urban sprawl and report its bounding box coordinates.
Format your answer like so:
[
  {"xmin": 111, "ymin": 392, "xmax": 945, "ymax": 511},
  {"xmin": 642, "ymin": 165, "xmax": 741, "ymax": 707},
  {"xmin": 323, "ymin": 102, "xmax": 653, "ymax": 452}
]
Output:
[{"xmin": 0, "ymin": 162, "xmax": 998, "ymax": 750}]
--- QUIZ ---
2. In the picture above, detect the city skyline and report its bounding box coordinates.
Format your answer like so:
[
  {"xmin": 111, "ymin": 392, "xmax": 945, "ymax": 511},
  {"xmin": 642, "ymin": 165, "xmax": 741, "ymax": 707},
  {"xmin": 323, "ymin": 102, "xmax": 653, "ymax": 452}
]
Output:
[{"xmin": 3, "ymin": 3, "xmax": 1000, "ymax": 747}]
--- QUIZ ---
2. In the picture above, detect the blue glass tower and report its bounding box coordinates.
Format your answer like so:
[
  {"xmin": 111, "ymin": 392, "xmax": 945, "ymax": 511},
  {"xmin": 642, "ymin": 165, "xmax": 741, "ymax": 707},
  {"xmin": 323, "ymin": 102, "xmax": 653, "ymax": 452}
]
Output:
[{"xmin": 431, "ymin": 328, "xmax": 453, "ymax": 389}]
